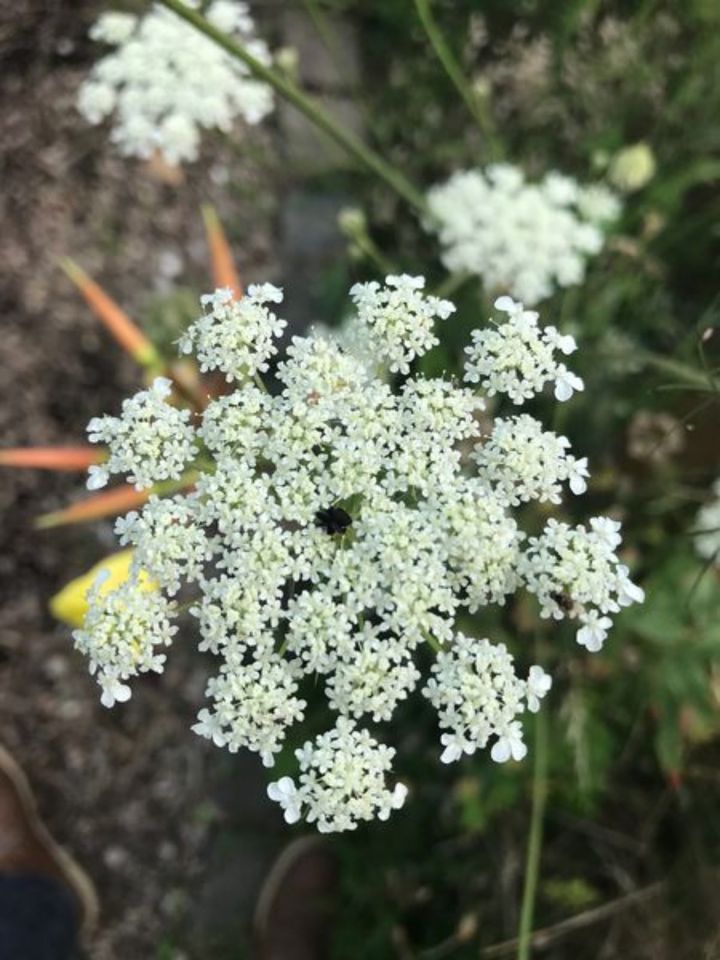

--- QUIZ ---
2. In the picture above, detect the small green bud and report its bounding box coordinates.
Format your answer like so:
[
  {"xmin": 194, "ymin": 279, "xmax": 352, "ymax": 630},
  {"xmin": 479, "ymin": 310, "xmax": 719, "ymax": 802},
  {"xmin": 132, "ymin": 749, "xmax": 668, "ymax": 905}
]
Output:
[{"xmin": 609, "ymin": 143, "xmax": 656, "ymax": 193}]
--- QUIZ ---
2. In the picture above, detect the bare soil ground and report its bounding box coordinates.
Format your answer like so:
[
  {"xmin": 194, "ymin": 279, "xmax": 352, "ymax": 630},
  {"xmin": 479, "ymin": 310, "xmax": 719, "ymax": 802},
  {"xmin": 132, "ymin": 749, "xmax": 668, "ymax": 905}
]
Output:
[{"xmin": 0, "ymin": 3, "xmax": 278, "ymax": 955}]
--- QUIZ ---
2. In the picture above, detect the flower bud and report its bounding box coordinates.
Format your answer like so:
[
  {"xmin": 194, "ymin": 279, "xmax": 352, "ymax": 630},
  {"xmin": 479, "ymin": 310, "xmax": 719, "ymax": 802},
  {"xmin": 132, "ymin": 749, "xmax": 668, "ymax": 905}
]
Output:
[
  {"xmin": 609, "ymin": 143, "xmax": 656, "ymax": 193},
  {"xmin": 337, "ymin": 207, "xmax": 367, "ymax": 238}
]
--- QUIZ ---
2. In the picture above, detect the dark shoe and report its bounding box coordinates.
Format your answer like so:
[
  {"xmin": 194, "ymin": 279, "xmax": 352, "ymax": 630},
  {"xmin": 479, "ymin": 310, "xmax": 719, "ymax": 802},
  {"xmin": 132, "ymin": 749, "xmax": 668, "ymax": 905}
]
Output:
[
  {"xmin": 254, "ymin": 836, "xmax": 339, "ymax": 960},
  {"xmin": 0, "ymin": 743, "xmax": 98, "ymax": 935}
]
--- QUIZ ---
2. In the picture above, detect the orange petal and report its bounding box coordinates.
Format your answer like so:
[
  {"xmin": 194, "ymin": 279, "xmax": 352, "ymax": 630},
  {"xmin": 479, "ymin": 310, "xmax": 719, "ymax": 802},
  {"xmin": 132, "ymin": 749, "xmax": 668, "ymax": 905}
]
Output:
[
  {"xmin": 0, "ymin": 446, "xmax": 105, "ymax": 471},
  {"xmin": 202, "ymin": 205, "xmax": 243, "ymax": 299},
  {"xmin": 36, "ymin": 486, "xmax": 150, "ymax": 529},
  {"xmin": 60, "ymin": 258, "xmax": 161, "ymax": 368}
]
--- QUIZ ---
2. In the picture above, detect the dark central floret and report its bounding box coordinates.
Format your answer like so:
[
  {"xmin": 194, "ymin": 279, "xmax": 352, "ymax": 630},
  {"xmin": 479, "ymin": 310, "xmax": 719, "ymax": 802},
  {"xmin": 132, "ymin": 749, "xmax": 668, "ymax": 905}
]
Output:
[{"xmin": 315, "ymin": 506, "xmax": 353, "ymax": 536}]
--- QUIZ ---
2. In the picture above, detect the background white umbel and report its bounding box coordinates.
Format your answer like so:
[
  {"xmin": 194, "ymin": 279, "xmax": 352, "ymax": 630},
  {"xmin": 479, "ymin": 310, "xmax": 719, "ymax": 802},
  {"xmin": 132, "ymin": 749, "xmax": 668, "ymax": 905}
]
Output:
[
  {"xmin": 77, "ymin": 1, "xmax": 274, "ymax": 165},
  {"xmin": 426, "ymin": 164, "xmax": 620, "ymax": 305}
]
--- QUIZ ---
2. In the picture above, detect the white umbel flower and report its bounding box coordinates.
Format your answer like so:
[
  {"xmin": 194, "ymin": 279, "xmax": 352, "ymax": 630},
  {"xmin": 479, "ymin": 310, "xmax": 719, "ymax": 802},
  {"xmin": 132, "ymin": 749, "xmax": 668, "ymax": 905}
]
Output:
[
  {"xmin": 75, "ymin": 276, "xmax": 642, "ymax": 832},
  {"xmin": 78, "ymin": 1, "xmax": 274, "ymax": 165},
  {"xmin": 267, "ymin": 718, "xmax": 408, "ymax": 833},
  {"xmin": 349, "ymin": 275, "xmax": 455, "ymax": 374},
  {"xmin": 473, "ymin": 414, "xmax": 588, "ymax": 506},
  {"xmin": 464, "ymin": 297, "xmax": 584, "ymax": 404},
  {"xmin": 86, "ymin": 377, "xmax": 197, "ymax": 490},
  {"xmin": 424, "ymin": 635, "xmax": 546, "ymax": 764},
  {"xmin": 203, "ymin": 653, "xmax": 307, "ymax": 767},
  {"xmin": 426, "ymin": 164, "xmax": 620, "ymax": 305},
  {"xmin": 519, "ymin": 518, "xmax": 645, "ymax": 650},
  {"xmin": 73, "ymin": 571, "xmax": 177, "ymax": 707},
  {"xmin": 114, "ymin": 495, "xmax": 212, "ymax": 595},
  {"xmin": 179, "ymin": 285, "xmax": 286, "ymax": 382}
]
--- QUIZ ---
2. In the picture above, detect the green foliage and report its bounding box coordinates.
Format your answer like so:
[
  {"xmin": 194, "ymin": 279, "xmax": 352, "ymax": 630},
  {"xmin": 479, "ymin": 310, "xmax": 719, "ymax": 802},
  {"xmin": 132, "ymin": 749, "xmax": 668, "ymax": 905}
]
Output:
[
  {"xmin": 622, "ymin": 548, "xmax": 720, "ymax": 771},
  {"xmin": 113, "ymin": 1, "xmax": 719, "ymax": 953},
  {"xmin": 143, "ymin": 288, "xmax": 199, "ymax": 356},
  {"xmin": 542, "ymin": 876, "xmax": 600, "ymax": 910},
  {"xmin": 300, "ymin": 0, "xmax": 720, "ymax": 955}
]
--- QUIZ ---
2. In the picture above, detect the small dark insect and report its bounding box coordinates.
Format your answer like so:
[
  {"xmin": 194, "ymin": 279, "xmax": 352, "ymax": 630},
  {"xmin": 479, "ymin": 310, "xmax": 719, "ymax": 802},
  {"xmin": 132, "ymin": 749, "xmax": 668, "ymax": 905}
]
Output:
[
  {"xmin": 550, "ymin": 590, "xmax": 574, "ymax": 613},
  {"xmin": 315, "ymin": 506, "xmax": 353, "ymax": 536}
]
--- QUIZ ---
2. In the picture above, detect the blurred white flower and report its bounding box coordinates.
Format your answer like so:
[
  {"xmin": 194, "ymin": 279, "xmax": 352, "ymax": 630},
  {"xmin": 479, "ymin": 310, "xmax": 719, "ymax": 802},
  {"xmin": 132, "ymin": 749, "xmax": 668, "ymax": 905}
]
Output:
[
  {"xmin": 426, "ymin": 164, "xmax": 620, "ymax": 305},
  {"xmin": 78, "ymin": 1, "xmax": 274, "ymax": 165},
  {"xmin": 491, "ymin": 723, "xmax": 528, "ymax": 763},
  {"xmin": 694, "ymin": 479, "xmax": 720, "ymax": 564},
  {"xmin": 267, "ymin": 776, "xmax": 302, "ymax": 824}
]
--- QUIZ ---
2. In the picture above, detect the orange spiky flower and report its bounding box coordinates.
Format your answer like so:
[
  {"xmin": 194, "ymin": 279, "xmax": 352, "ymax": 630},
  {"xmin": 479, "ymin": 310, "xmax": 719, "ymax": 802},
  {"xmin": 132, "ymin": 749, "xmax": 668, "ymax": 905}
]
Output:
[
  {"xmin": 203, "ymin": 204, "xmax": 243, "ymax": 299},
  {"xmin": 9, "ymin": 210, "xmax": 240, "ymax": 533},
  {"xmin": 36, "ymin": 486, "xmax": 151, "ymax": 529},
  {"xmin": 0, "ymin": 446, "xmax": 105, "ymax": 471},
  {"xmin": 60, "ymin": 258, "xmax": 162, "ymax": 369}
]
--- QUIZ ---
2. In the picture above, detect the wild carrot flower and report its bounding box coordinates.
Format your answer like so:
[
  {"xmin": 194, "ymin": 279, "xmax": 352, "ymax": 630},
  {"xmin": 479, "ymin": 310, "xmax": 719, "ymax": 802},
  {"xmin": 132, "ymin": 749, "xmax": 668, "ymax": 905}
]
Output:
[
  {"xmin": 76, "ymin": 277, "xmax": 643, "ymax": 831},
  {"xmin": 78, "ymin": 1, "xmax": 274, "ymax": 165},
  {"xmin": 426, "ymin": 164, "xmax": 620, "ymax": 305}
]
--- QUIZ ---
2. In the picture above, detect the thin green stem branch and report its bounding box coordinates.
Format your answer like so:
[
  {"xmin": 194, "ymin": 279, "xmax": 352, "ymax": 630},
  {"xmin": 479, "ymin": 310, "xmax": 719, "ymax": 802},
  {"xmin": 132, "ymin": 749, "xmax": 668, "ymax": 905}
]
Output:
[
  {"xmin": 432, "ymin": 270, "xmax": 472, "ymax": 299},
  {"xmin": 421, "ymin": 627, "xmax": 443, "ymax": 653},
  {"xmin": 640, "ymin": 350, "xmax": 715, "ymax": 390},
  {"xmin": 353, "ymin": 233, "xmax": 397, "ymax": 275},
  {"xmin": 516, "ymin": 707, "xmax": 549, "ymax": 960},
  {"xmin": 301, "ymin": 0, "xmax": 348, "ymax": 90},
  {"xmin": 413, "ymin": 0, "xmax": 502, "ymax": 160},
  {"xmin": 157, "ymin": 0, "xmax": 428, "ymax": 214}
]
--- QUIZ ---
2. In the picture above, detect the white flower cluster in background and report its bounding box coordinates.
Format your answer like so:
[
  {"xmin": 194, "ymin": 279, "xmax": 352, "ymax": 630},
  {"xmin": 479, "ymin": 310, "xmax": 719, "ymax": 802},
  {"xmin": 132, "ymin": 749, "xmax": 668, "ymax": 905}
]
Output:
[
  {"xmin": 693, "ymin": 478, "xmax": 720, "ymax": 565},
  {"xmin": 426, "ymin": 165, "xmax": 621, "ymax": 305},
  {"xmin": 77, "ymin": 1, "xmax": 274, "ymax": 165},
  {"xmin": 77, "ymin": 277, "xmax": 643, "ymax": 832}
]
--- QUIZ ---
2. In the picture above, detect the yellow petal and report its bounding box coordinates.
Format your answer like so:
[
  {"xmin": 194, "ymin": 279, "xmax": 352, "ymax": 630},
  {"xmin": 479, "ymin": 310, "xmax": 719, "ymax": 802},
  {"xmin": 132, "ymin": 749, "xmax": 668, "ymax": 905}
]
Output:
[{"xmin": 49, "ymin": 549, "xmax": 157, "ymax": 627}]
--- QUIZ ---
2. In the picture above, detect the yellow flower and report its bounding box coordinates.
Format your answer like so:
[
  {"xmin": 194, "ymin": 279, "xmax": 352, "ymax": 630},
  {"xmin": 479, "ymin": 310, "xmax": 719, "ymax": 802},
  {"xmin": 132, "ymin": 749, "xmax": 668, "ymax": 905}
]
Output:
[{"xmin": 49, "ymin": 549, "xmax": 156, "ymax": 627}]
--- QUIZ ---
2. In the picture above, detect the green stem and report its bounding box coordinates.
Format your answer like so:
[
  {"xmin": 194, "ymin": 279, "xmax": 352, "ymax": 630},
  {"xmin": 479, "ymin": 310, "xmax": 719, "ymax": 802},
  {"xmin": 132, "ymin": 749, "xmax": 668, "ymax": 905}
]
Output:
[
  {"xmin": 421, "ymin": 627, "xmax": 442, "ymax": 653},
  {"xmin": 432, "ymin": 270, "xmax": 473, "ymax": 300},
  {"xmin": 253, "ymin": 371, "xmax": 269, "ymax": 394},
  {"xmin": 157, "ymin": 0, "xmax": 428, "ymax": 214},
  {"xmin": 640, "ymin": 350, "xmax": 714, "ymax": 390},
  {"xmin": 301, "ymin": 0, "xmax": 347, "ymax": 87},
  {"xmin": 353, "ymin": 233, "xmax": 397, "ymax": 275},
  {"xmin": 516, "ymin": 708, "xmax": 549, "ymax": 960},
  {"xmin": 413, "ymin": 0, "xmax": 502, "ymax": 160}
]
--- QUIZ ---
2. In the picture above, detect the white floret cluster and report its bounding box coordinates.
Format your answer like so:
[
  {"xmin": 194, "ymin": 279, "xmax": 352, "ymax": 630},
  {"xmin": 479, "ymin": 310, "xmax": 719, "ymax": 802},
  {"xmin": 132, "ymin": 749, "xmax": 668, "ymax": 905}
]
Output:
[
  {"xmin": 693, "ymin": 478, "xmax": 720, "ymax": 565},
  {"xmin": 179, "ymin": 284, "xmax": 287, "ymax": 381},
  {"xmin": 349, "ymin": 274, "xmax": 456, "ymax": 374},
  {"xmin": 520, "ymin": 518, "xmax": 644, "ymax": 652},
  {"xmin": 473, "ymin": 414, "xmax": 588, "ymax": 506},
  {"xmin": 86, "ymin": 377, "xmax": 196, "ymax": 491},
  {"xmin": 76, "ymin": 276, "xmax": 643, "ymax": 832},
  {"xmin": 426, "ymin": 165, "xmax": 621, "ymax": 305},
  {"xmin": 268, "ymin": 719, "xmax": 408, "ymax": 832},
  {"xmin": 464, "ymin": 297, "xmax": 584, "ymax": 403},
  {"xmin": 77, "ymin": 1, "xmax": 274, "ymax": 165},
  {"xmin": 74, "ymin": 572, "xmax": 177, "ymax": 708}
]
